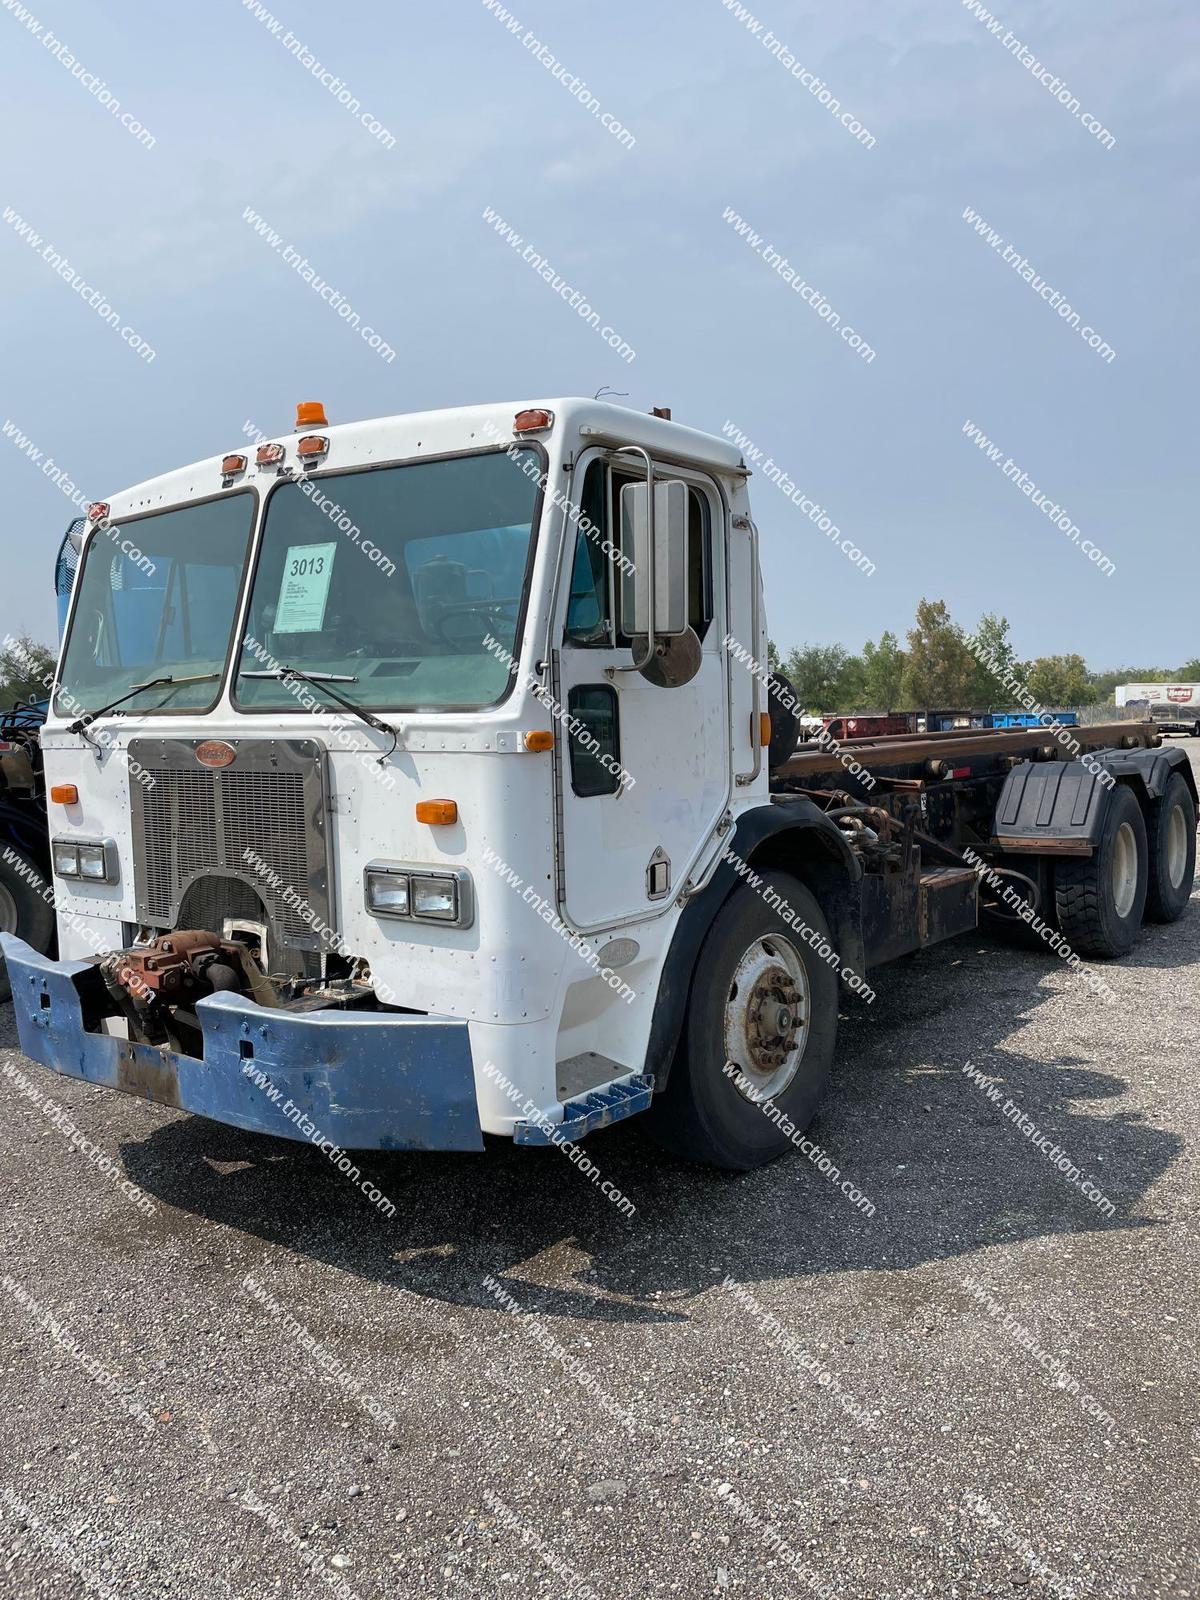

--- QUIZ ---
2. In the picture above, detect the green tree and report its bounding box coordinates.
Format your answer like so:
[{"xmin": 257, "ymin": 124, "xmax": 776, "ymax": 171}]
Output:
[
  {"xmin": 1026, "ymin": 653, "xmax": 1097, "ymax": 707},
  {"xmin": 900, "ymin": 599, "xmax": 977, "ymax": 707},
  {"xmin": 782, "ymin": 643, "xmax": 853, "ymax": 712},
  {"xmin": 1177, "ymin": 659, "xmax": 1200, "ymax": 679},
  {"xmin": 859, "ymin": 630, "xmax": 906, "ymax": 709},
  {"xmin": 0, "ymin": 635, "xmax": 55, "ymax": 706},
  {"xmin": 965, "ymin": 612, "xmax": 1026, "ymax": 706}
]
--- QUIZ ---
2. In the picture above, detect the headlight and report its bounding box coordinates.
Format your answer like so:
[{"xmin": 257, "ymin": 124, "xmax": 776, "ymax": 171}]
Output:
[
  {"xmin": 365, "ymin": 870, "xmax": 410, "ymax": 917},
  {"xmin": 364, "ymin": 863, "xmax": 473, "ymax": 928},
  {"xmin": 50, "ymin": 837, "xmax": 118, "ymax": 884},
  {"xmin": 411, "ymin": 875, "xmax": 457, "ymax": 920},
  {"xmin": 77, "ymin": 845, "xmax": 108, "ymax": 880},
  {"xmin": 52, "ymin": 841, "xmax": 80, "ymax": 878}
]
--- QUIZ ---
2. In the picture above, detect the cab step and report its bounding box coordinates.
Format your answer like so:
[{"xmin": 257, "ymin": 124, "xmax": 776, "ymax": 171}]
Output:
[{"xmin": 513, "ymin": 1073, "xmax": 654, "ymax": 1145}]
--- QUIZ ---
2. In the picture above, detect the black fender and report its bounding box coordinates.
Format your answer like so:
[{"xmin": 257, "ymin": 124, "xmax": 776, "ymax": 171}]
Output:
[
  {"xmin": 1101, "ymin": 743, "xmax": 1197, "ymax": 809},
  {"xmin": 993, "ymin": 746, "xmax": 1196, "ymax": 857},
  {"xmin": 644, "ymin": 798, "xmax": 863, "ymax": 1090}
]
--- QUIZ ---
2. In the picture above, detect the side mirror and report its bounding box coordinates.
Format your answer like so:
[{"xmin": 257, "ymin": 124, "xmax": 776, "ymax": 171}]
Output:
[{"xmin": 619, "ymin": 479, "xmax": 689, "ymax": 639}]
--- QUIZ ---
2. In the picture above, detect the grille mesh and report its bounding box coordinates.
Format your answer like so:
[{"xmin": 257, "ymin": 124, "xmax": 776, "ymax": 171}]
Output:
[{"xmin": 129, "ymin": 740, "xmax": 329, "ymax": 950}]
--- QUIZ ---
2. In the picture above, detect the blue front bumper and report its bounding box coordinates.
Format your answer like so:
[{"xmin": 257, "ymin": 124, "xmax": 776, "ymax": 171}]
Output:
[{"xmin": 2, "ymin": 934, "xmax": 483, "ymax": 1151}]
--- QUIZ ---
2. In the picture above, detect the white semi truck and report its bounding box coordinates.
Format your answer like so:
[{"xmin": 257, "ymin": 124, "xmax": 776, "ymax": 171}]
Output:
[{"xmin": 5, "ymin": 399, "xmax": 1195, "ymax": 1170}]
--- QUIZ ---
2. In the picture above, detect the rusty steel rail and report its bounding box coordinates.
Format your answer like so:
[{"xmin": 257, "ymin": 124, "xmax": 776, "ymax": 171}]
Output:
[{"xmin": 778, "ymin": 721, "xmax": 1159, "ymax": 780}]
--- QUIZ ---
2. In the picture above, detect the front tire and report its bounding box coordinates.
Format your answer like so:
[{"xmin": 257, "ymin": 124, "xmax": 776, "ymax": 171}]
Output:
[
  {"xmin": 1144, "ymin": 771, "xmax": 1196, "ymax": 923},
  {"xmin": 0, "ymin": 847, "xmax": 55, "ymax": 1003},
  {"xmin": 1054, "ymin": 784, "xmax": 1148, "ymax": 958},
  {"xmin": 649, "ymin": 873, "xmax": 839, "ymax": 1170}
]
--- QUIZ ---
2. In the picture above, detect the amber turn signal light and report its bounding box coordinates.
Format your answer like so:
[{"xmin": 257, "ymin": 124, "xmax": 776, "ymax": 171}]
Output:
[
  {"xmin": 523, "ymin": 730, "xmax": 554, "ymax": 752},
  {"xmin": 50, "ymin": 784, "xmax": 79, "ymax": 805},
  {"xmin": 415, "ymin": 799, "xmax": 458, "ymax": 825},
  {"xmin": 759, "ymin": 712, "xmax": 772, "ymax": 747}
]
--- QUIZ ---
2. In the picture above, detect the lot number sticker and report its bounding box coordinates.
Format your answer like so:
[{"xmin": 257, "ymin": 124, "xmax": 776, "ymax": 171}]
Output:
[{"xmin": 274, "ymin": 543, "xmax": 337, "ymax": 633}]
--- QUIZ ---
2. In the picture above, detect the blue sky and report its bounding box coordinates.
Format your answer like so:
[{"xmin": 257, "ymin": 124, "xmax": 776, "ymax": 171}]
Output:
[{"xmin": 1, "ymin": 0, "xmax": 1195, "ymax": 664}]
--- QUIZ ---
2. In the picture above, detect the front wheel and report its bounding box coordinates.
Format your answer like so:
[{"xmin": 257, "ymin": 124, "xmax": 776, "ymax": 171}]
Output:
[
  {"xmin": 1054, "ymin": 784, "xmax": 1148, "ymax": 958},
  {"xmin": 0, "ymin": 846, "xmax": 56, "ymax": 1003},
  {"xmin": 648, "ymin": 873, "xmax": 839, "ymax": 1170}
]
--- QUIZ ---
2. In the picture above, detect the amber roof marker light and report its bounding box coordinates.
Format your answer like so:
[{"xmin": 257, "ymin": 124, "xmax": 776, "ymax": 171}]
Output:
[{"xmin": 513, "ymin": 408, "xmax": 553, "ymax": 434}]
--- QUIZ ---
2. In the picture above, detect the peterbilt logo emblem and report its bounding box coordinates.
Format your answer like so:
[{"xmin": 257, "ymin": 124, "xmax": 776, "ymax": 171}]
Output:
[
  {"xmin": 1167, "ymin": 687, "xmax": 1191, "ymax": 703},
  {"xmin": 195, "ymin": 740, "xmax": 236, "ymax": 768}
]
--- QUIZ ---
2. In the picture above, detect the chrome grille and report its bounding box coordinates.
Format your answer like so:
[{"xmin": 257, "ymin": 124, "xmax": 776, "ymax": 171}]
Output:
[{"xmin": 129, "ymin": 738, "xmax": 331, "ymax": 951}]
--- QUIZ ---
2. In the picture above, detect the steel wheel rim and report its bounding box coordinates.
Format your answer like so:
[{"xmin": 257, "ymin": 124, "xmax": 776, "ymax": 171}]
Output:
[
  {"xmin": 724, "ymin": 934, "xmax": 810, "ymax": 1103},
  {"xmin": 0, "ymin": 882, "xmax": 17, "ymax": 934},
  {"xmin": 1111, "ymin": 821, "xmax": 1138, "ymax": 918},
  {"xmin": 1166, "ymin": 803, "xmax": 1188, "ymax": 890}
]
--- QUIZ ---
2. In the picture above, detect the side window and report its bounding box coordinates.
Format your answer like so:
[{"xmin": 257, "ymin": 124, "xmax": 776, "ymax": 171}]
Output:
[
  {"xmin": 564, "ymin": 460, "xmax": 612, "ymax": 645},
  {"xmin": 686, "ymin": 486, "xmax": 713, "ymax": 642},
  {"xmin": 562, "ymin": 461, "xmax": 715, "ymax": 648},
  {"xmin": 567, "ymin": 684, "xmax": 623, "ymax": 796}
]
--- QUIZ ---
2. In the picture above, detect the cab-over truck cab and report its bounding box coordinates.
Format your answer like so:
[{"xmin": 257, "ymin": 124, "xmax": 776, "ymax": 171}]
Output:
[{"xmin": 4, "ymin": 399, "xmax": 1195, "ymax": 1172}]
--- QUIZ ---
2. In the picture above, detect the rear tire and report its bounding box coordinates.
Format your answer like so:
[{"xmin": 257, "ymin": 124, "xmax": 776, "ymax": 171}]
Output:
[
  {"xmin": 649, "ymin": 873, "xmax": 839, "ymax": 1170},
  {"xmin": 1144, "ymin": 771, "xmax": 1196, "ymax": 923},
  {"xmin": 0, "ymin": 847, "xmax": 55, "ymax": 1003},
  {"xmin": 1054, "ymin": 785, "xmax": 1147, "ymax": 958}
]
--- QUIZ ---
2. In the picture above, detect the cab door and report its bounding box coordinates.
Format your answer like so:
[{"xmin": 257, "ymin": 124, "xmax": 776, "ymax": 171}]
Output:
[{"xmin": 553, "ymin": 451, "xmax": 731, "ymax": 932}]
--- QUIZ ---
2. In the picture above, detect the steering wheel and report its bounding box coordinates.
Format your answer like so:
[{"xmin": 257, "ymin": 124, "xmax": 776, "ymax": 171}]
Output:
[{"xmin": 433, "ymin": 598, "xmax": 519, "ymax": 648}]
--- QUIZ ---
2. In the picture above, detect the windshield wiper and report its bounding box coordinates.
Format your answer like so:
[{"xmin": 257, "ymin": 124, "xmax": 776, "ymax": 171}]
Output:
[
  {"xmin": 245, "ymin": 666, "xmax": 398, "ymax": 762},
  {"xmin": 242, "ymin": 670, "xmax": 358, "ymax": 683},
  {"xmin": 67, "ymin": 673, "xmax": 219, "ymax": 733}
]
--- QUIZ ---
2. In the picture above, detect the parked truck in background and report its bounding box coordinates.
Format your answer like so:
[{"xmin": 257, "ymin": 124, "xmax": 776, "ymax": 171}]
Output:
[
  {"xmin": 1115, "ymin": 683, "xmax": 1200, "ymax": 738},
  {"xmin": 4, "ymin": 399, "xmax": 1196, "ymax": 1170}
]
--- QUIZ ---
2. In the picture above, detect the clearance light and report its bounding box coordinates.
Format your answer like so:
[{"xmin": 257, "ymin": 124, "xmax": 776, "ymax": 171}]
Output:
[
  {"xmin": 415, "ymin": 799, "xmax": 458, "ymax": 826},
  {"xmin": 49, "ymin": 784, "xmax": 79, "ymax": 805},
  {"xmin": 87, "ymin": 502, "xmax": 110, "ymax": 523},
  {"xmin": 296, "ymin": 401, "xmax": 328, "ymax": 428},
  {"xmin": 758, "ymin": 712, "xmax": 772, "ymax": 747},
  {"xmin": 256, "ymin": 441, "xmax": 286, "ymax": 467},
  {"xmin": 523, "ymin": 730, "xmax": 554, "ymax": 752},
  {"xmin": 297, "ymin": 435, "xmax": 329, "ymax": 460},
  {"xmin": 222, "ymin": 453, "xmax": 247, "ymax": 477},
  {"xmin": 513, "ymin": 408, "xmax": 553, "ymax": 433}
]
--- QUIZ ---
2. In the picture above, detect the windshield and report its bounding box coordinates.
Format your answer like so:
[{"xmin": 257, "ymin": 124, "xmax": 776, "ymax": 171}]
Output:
[
  {"xmin": 55, "ymin": 493, "xmax": 255, "ymax": 717},
  {"xmin": 234, "ymin": 447, "xmax": 542, "ymax": 711}
]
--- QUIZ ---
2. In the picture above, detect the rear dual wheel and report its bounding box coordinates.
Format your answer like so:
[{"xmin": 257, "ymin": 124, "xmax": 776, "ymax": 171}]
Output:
[
  {"xmin": 1144, "ymin": 771, "xmax": 1196, "ymax": 923},
  {"xmin": 1054, "ymin": 785, "xmax": 1148, "ymax": 958}
]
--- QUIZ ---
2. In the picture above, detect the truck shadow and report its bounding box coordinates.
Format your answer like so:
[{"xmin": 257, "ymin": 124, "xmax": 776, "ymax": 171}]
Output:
[{"xmin": 114, "ymin": 917, "xmax": 1189, "ymax": 1326}]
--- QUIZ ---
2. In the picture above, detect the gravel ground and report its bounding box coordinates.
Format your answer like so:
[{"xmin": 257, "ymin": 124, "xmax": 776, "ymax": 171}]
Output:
[{"xmin": 2, "ymin": 748, "xmax": 1197, "ymax": 1600}]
